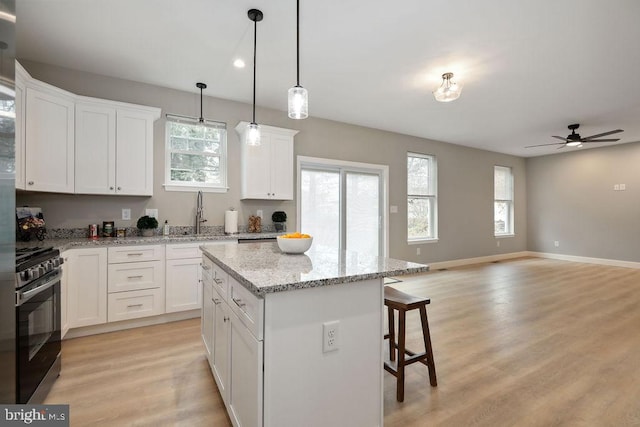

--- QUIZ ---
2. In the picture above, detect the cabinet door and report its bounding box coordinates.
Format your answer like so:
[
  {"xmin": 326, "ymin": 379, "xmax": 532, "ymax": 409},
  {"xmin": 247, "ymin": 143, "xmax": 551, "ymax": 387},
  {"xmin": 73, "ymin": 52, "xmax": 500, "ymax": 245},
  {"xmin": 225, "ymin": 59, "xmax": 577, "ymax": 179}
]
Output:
[
  {"xmin": 228, "ymin": 309, "xmax": 264, "ymax": 427},
  {"xmin": 241, "ymin": 136, "xmax": 271, "ymax": 199},
  {"xmin": 212, "ymin": 292, "xmax": 230, "ymax": 404},
  {"xmin": 14, "ymin": 73, "xmax": 25, "ymax": 190},
  {"xmin": 201, "ymin": 278, "xmax": 213, "ymax": 364},
  {"xmin": 75, "ymin": 103, "xmax": 116, "ymax": 194},
  {"xmin": 116, "ymin": 109, "xmax": 154, "ymax": 195},
  {"xmin": 24, "ymin": 87, "xmax": 75, "ymax": 193},
  {"xmin": 66, "ymin": 248, "xmax": 107, "ymax": 328},
  {"xmin": 269, "ymin": 134, "xmax": 294, "ymax": 200},
  {"xmin": 165, "ymin": 258, "xmax": 202, "ymax": 313}
]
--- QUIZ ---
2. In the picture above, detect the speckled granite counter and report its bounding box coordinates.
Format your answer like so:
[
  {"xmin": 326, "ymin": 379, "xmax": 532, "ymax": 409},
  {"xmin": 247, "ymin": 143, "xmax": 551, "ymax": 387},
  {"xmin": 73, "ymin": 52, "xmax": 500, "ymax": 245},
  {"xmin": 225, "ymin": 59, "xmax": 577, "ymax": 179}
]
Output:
[
  {"xmin": 201, "ymin": 241, "xmax": 429, "ymax": 297},
  {"xmin": 17, "ymin": 232, "xmax": 281, "ymax": 252}
]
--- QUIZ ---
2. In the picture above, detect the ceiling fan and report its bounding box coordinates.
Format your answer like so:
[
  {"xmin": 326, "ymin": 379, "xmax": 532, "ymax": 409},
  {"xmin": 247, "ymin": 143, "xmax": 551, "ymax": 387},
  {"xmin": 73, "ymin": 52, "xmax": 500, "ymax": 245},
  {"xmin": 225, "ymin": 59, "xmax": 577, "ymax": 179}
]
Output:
[{"xmin": 526, "ymin": 124, "xmax": 624, "ymax": 149}]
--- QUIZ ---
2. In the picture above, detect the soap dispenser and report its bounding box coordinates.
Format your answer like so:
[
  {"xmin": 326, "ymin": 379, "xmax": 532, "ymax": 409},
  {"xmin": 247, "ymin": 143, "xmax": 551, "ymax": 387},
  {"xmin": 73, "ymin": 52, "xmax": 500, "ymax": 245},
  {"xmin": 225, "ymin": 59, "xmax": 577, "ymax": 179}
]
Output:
[{"xmin": 163, "ymin": 220, "xmax": 170, "ymax": 236}]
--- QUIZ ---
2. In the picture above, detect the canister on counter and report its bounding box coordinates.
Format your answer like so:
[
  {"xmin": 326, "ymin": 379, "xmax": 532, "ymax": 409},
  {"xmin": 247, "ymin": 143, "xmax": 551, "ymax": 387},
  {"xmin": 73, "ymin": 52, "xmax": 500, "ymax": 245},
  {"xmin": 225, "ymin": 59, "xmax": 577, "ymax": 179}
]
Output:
[
  {"xmin": 116, "ymin": 228, "xmax": 126, "ymax": 238},
  {"xmin": 102, "ymin": 221, "xmax": 115, "ymax": 237},
  {"xmin": 89, "ymin": 224, "xmax": 99, "ymax": 239}
]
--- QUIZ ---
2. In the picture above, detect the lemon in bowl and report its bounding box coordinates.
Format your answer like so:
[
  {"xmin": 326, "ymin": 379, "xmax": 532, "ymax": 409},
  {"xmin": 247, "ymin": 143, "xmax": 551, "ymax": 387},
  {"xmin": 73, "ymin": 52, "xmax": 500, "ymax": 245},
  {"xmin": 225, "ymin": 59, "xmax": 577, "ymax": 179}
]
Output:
[{"xmin": 277, "ymin": 232, "xmax": 313, "ymax": 254}]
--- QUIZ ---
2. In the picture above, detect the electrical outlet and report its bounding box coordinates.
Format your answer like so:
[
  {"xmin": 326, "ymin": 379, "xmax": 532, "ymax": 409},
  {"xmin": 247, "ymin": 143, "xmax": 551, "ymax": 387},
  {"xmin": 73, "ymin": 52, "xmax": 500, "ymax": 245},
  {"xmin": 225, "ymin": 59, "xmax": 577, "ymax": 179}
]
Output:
[
  {"xmin": 122, "ymin": 209, "xmax": 131, "ymax": 220},
  {"xmin": 614, "ymin": 184, "xmax": 620, "ymax": 191},
  {"xmin": 416, "ymin": 247, "xmax": 421, "ymax": 255},
  {"xmin": 497, "ymin": 240, "xmax": 500, "ymax": 247},
  {"xmin": 620, "ymin": 184, "xmax": 626, "ymax": 191},
  {"xmin": 145, "ymin": 208, "xmax": 158, "ymax": 219},
  {"xmin": 390, "ymin": 205, "xmax": 398, "ymax": 214},
  {"xmin": 257, "ymin": 210, "xmax": 263, "ymax": 219},
  {"xmin": 323, "ymin": 320, "xmax": 340, "ymax": 353},
  {"xmin": 554, "ymin": 241, "xmax": 560, "ymax": 247}
]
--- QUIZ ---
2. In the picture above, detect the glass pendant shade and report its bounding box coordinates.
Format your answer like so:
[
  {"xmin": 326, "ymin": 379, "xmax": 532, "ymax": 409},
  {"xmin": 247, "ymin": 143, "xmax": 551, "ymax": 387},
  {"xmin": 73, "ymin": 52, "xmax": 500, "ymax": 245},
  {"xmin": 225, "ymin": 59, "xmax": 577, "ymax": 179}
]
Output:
[
  {"xmin": 246, "ymin": 122, "xmax": 261, "ymax": 146},
  {"xmin": 433, "ymin": 72, "xmax": 462, "ymax": 102},
  {"xmin": 288, "ymin": 85, "xmax": 308, "ymax": 119}
]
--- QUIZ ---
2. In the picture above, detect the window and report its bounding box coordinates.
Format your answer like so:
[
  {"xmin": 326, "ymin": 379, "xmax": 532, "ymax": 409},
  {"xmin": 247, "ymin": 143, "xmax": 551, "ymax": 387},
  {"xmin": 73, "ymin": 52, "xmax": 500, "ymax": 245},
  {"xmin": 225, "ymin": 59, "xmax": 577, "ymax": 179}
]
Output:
[
  {"xmin": 494, "ymin": 165, "xmax": 514, "ymax": 236},
  {"xmin": 407, "ymin": 153, "xmax": 437, "ymax": 241},
  {"xmin": 164, "ymin": 117, "xmax": 227, "ymax": 192}
]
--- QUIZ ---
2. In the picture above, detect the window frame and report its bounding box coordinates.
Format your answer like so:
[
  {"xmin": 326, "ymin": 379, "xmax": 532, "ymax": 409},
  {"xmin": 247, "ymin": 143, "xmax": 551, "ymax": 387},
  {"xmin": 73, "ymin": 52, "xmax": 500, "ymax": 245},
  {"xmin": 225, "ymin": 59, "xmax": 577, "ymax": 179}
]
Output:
[
  {"xmin": 407, "ymin": 152, "xmax": 438, "ymax": 243},
  {"xmin": 163, "ymin": 116, "xmax": 228, "ymax": 193},
  {"xmin": 494, "ymin": 165, "xmax": 514, "ymax": 236}
]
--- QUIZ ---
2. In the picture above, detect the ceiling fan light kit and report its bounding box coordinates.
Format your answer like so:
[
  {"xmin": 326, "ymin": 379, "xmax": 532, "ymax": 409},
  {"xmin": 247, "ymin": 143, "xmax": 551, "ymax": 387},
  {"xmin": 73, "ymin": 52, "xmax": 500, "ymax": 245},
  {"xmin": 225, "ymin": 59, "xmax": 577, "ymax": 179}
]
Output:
[
  {"xmin": 288, "ymin": 0, "xmax": 308, "ymax": 119},
  {"xmin": 246, "ymin": 8, "xmax": 263, "ymax": 146},
  {"xmin": 525, "ymin": 124, "xmax": 624, "ymax": 149},
  {"xmin": 433, "ymin": 72, "xmax": 462, "ymax": 102}
]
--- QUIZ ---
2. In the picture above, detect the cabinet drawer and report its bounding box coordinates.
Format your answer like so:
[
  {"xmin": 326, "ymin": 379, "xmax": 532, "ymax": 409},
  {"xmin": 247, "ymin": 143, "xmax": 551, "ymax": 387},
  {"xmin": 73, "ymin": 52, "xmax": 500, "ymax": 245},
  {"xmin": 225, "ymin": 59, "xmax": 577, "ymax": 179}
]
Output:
[
  {"xmin": 107, "ymin": 287, "xmax": 164, "ymax": 322},
  {"xmin": 108, "ymin": 260, "xmax": 164, "ymax": 292},
  {"xmin": 108, "ymin": 245, "xmax": 164, "ymax": 263},
  {"xmin": 228, "ymin": 276, "xmax": 263, "ymax": 340},
  {"xmin": 211, "ymin": 262, "xmax": 229, "ymax": 302},
  {"xmin": 166, "ymin": 243, "xmax": 202, "ymax": 260}
]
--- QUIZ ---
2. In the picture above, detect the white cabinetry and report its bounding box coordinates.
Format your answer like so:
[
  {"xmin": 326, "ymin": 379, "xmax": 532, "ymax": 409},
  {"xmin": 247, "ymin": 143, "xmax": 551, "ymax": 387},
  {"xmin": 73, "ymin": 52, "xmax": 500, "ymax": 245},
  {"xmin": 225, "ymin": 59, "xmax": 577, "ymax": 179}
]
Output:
[
  {"xmin": 24, "ymin": 83, "xmax": 75, "ymax": 193},
  {"xmin": 107, "ymin": 245, "xmax": 165, "ymax": 322},
  {"xmin": 165, "ymin": 243, "xmax": 203, "ymax": 313},
  {"xmin": 236, "ymin": 122, "xmax": 298, "ymax": 200},
  {"xmin": 15, "ymin": 62, "xmax": 27, "ymax": 190},
  {"xmin": 60, "ymin": 250, "xmax": 69, "ymax": 338},
  {"xmin": 66, "ymin": 247, "xmax": 107, "ymax": 328},
  {"xmin": 201, "ymin": 264, "xmax": 214, "ymax": 364},
  {"xmin": 202, "ymin": 255, "xmax": 263, "ymax": 427},
  {"xmin": 75, "ymin": 100, "xmax": 158, "ymax": 196}
]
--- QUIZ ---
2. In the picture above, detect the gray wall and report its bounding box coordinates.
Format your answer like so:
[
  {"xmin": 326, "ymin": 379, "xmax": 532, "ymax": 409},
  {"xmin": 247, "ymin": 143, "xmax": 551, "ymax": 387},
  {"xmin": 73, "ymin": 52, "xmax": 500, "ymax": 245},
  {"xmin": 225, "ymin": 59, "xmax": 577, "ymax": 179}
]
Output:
[
  {"xmin": 17, "ymin": 60, "xmax": 527, "ymax": 263},
  {"xmin": 526, "ymin": 142, "xmax": 640, "ymax": 262}
]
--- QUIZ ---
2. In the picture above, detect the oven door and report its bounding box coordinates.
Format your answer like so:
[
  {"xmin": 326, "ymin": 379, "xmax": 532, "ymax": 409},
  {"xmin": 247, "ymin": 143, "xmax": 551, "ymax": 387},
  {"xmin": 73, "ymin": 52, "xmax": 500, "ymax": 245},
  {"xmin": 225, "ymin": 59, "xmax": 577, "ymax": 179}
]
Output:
[{"xmin": 16, "ymin": 270, "xmax": 62, "ymax": 404}]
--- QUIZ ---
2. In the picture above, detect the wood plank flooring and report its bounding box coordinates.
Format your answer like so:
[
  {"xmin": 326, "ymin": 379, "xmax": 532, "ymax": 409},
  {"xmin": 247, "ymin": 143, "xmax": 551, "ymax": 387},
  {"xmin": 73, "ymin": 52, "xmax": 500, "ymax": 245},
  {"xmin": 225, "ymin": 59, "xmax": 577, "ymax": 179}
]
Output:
[{"xmin": 45, "ymin": 257, "xmax": 640, "ymax": 426}]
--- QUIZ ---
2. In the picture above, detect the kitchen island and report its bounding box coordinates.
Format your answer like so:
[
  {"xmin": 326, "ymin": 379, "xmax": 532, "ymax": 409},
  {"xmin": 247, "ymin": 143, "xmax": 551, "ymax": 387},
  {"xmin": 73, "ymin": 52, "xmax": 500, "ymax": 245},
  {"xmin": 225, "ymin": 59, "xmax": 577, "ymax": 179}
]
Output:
[{"xmin": 200, "ymin": 241, "xmax": 428, "ymax": 427}]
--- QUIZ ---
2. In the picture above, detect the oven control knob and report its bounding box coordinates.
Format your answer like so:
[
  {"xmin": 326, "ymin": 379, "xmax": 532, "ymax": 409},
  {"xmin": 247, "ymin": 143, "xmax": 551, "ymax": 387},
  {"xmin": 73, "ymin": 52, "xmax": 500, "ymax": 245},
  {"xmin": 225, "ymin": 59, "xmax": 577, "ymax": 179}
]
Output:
[
  {"xmin": 38, "ymin": 266, "xmax": 46, "ymax": 276},
  {"xmin": 52, "ymin": 258, "xmax": 61, "ymax": 268},
  {"xmin": 21, "ymin": 269, "xmax": 33, "ymax": 281},
  {"xmin": 30, "ymin": 267, "xmax": 40, "ymax": 280}
]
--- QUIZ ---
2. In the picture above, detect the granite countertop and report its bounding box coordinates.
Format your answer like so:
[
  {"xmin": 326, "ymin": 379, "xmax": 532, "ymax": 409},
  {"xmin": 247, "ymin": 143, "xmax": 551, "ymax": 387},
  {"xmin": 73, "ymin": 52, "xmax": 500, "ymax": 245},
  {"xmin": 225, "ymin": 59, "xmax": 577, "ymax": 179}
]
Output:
[
  {"xmin": 17, "ymin": 232, "xmax": 281, "ymax": 252},
  {"xmin": 201, "ymin": 241, "xmax": 429, "ymax": 297}
]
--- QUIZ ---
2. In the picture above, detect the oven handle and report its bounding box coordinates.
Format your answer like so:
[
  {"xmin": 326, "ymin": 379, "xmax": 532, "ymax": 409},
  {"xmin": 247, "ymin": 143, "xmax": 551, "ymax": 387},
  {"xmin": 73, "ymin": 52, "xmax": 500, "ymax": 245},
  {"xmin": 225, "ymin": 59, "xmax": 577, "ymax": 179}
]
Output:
[{"xmin": 16, "ymin": 270, "xmax": 61, "ymax": 306}]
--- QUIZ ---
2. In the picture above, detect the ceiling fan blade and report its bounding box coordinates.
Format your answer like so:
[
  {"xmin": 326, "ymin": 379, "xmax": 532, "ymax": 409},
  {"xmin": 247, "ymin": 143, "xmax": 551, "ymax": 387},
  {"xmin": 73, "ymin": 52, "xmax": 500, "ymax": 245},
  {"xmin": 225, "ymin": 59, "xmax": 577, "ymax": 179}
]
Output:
[
  {"xmin": 525, "ymin": 142, "xmax": 565, "ymax": 148},
  {"xmin": 581, "ymin": 138, "xmax": 620, "ymax": 143},
  {"xmin": 557, "ymin": 144, "xmax": 567, "ymax": 149},
  {"xmin": 582, "ymin": 129, "xmax": 624, "ymax": 140},
  {"xmin": 552, "ymin": 136, "xmax": 568, "ymax": 141}
]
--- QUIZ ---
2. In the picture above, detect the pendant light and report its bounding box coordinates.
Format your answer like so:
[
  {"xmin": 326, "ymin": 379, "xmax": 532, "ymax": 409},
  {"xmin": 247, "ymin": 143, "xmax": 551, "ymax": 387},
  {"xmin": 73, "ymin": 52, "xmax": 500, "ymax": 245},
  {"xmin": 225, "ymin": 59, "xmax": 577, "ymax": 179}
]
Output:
[
  {"xmin": 196, "ymin": 82, "xmax": 207, "ymax": 125},
  {"xmin": 246, "ymin": 9, "xmax": 263, "ymax": 146},
  {"xmin": 288, "ymin": 0, "xmax": 308, "ymax": 119},
  {"xmin": 433, "ymin": 72, "xmax": 462, "ymax": 102}
]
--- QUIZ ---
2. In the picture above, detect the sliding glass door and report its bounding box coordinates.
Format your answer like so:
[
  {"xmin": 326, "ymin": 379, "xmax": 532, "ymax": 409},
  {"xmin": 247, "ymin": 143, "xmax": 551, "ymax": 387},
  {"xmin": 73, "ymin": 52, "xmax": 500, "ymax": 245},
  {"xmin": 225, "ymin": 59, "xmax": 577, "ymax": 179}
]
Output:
[{"xmin": 299, "ymin": 158, "xmax": 386, "ymax": 256}]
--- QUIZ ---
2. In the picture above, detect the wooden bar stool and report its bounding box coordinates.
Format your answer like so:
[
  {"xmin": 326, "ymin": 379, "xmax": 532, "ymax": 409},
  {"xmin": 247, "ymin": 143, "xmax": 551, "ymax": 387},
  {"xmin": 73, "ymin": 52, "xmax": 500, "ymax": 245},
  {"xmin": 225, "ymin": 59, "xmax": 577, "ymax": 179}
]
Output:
[{"xmin": 384, "ymin": 286, "xmax": 437, "ymax": 402}]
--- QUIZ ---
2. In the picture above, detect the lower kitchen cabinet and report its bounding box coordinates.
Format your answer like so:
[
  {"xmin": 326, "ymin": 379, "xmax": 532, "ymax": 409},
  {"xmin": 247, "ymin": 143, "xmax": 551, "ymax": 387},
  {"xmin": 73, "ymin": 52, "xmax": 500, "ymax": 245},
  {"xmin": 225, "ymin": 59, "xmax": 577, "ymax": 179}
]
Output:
[
  {"xmin": 66, "ymin": 247, "xmax": 108, "ymax": 328},
  {"xmin": 201, "ymin": 274, "xmax": 214, "ymax": 364},
  {"xmin": 107, "ymin": 287, "xmax": 164, "ymax": 322},
  {"xmin": 211, "ymin": 290, "xmax": 230, "ymax": 405},
  {"xmin": 165, "ymin": 258, "xmax": 202, "ymax": 313}
]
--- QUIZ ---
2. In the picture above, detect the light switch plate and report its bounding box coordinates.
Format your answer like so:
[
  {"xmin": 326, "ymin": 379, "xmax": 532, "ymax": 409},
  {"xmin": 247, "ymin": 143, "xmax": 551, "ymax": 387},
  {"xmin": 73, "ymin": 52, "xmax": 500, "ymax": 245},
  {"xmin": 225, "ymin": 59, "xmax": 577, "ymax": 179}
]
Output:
[
  {"xmin": 145, "ymin": 208, "xmax": 158, "ymax": 219},
  {"xmin": 122, "ymin": 209, "xmax": 131, "ymax": 220}
]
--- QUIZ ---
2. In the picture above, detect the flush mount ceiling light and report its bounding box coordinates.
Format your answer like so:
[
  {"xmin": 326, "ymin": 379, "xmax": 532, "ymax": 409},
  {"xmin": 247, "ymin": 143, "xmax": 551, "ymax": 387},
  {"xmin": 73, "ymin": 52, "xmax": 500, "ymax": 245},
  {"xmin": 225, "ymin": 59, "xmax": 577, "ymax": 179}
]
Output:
[
  {"xmin": 433, "ymin": 72, "xmax": 462, "ymax": 102},
  {"xmin": 246, "ymin": 8, "xmax": 263, "ymax": 146},
  {"xmin": 288, "ymin": 0, "xmax": 308, "ymax": 119}
]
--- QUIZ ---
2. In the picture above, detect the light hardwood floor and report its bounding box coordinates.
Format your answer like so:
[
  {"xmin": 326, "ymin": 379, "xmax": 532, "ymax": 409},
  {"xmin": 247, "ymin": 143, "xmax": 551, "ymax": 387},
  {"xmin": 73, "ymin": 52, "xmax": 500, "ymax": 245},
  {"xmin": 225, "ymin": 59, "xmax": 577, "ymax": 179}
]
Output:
[{"xmin": 46, "ymin": 257, "xmax": 640, "ymax": 426}]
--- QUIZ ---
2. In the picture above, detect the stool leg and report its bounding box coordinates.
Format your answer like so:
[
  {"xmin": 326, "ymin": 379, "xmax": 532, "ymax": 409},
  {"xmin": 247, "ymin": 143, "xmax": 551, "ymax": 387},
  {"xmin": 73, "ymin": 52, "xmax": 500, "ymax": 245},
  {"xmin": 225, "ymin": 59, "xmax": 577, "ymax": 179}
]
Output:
[
  {"xmin": 397, "ymin": 309, "xmax": 406, "ymax": 402},
  {"xmin": 419, "ymin": 306, "xmax": 437, "ymax": 387},
  {"xmin": 388, "ymin": 306, "xmax": 395, "ymax": 362}
]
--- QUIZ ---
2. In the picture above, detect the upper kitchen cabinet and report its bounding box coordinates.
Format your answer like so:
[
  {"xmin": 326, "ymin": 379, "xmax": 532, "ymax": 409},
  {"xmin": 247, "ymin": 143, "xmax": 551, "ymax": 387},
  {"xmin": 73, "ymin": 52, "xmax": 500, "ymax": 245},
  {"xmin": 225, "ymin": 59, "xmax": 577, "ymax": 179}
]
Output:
[
  {"xmin": 235, "ymin": 122, "xmax": 298, "ymax": 200},
  {"xmin": 14, "ymin": 62, "xmax": 27, "ymax": 190},
  {"xmin": 75, "ymin": 99, "xmax": 160, "ymax": 196},
  {"xmin": 24, "ymin": 80, "xmax": 75, "ymax": 193}
]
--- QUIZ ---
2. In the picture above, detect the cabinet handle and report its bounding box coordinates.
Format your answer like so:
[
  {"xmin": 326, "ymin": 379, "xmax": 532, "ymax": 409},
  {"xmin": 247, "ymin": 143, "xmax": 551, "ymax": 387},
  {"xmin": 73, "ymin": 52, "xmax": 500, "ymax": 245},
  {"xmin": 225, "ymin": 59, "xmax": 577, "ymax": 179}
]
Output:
[
  {"xmin": 117, "ymin": 187, "xmax": 121, "ymax": 190},
  {"xmin": 127, "ymin": 275, "xmax": 143, "ymax": 279},
  {"xmin": 109, "ymin": 186, "xmax": 114, "ymax": 190},
  {"xmin": 127, "ymin": 303, "xmax": 143, "ymax": 308},
  {"xmin": 28, "ymin": 181, "xmax": 34, "ymax": 185},
  {"xmin": 127, "ymin": 253, "xmax": 144, "ymax": 256},
  {"xmin": 212, "ymin": 298, "xmax": 221, "ymax": 305},
  {"xmin": 232, "ymin": 297, "xmax": 246, "ymax": 308},
  {"xmin": 202, "ymin": 265, "xmax": 211, "ymax": 271},
  {"xmin": 223, "ymin": 316, "xmax": 229, "ymax": 322},
  {"xmin": 213, "ymin": 278, "xmax": 223, "ymax": 285}
]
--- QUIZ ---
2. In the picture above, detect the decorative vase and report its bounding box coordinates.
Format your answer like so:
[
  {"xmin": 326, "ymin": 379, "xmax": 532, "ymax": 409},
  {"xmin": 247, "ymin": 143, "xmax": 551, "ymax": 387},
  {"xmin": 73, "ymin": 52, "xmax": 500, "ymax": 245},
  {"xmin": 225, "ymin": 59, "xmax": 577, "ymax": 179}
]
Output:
[{"xmin": 141, "ymin": 228, "xmax": 155, "ymax": 237}]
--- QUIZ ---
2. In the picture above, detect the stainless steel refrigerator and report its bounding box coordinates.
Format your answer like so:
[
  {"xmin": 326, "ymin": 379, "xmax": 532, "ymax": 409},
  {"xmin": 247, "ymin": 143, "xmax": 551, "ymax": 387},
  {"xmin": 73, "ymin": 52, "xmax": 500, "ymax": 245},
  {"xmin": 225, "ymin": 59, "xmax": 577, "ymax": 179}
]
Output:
[{"xmin": 0, "ymin": 0, "xmax": 16, "ymax": 404}]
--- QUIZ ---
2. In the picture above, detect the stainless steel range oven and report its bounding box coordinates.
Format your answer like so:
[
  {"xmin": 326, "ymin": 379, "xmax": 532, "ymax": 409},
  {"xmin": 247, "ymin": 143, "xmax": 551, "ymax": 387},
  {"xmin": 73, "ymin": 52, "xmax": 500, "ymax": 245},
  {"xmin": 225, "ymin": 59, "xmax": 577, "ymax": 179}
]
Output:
[{"xmin": 15, "ymin": 247, "xmax": 63, "ymax": 404}]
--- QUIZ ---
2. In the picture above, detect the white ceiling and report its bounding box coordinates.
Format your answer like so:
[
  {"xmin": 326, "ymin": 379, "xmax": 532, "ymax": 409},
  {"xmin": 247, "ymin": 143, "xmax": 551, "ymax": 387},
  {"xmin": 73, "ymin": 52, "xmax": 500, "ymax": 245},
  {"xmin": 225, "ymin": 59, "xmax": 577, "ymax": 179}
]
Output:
[{"xmin": 16, "ymin": 0, "xmax": 640, "ymax": 157}]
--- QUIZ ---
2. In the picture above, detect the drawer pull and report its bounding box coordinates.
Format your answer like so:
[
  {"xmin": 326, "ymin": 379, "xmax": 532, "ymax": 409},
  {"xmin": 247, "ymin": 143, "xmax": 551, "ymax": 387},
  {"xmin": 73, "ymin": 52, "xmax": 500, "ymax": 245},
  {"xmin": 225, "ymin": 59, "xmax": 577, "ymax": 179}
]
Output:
[
  {"xmin": 212, "ymin": 298, "xmax": 222, "ymax": 305},
  {"xmin": 213, "ymin": 278, "xmax": 223, "ymax": 285},
  {"xmin": 127, "ymin": 303, "xmax": 143, "ymax": 308},
  {"xmin": 223, "ymin": 316, "xmax": 229, "ymax": 322},
  {"xmin": 127, "ymin": 275, "xmax": 143, "ymax": 279},
  {"xmin": 202, "ymin": 265, "xmax": 211, "ymax": 271},
  {"xmin": 232, "ymin": 297, "xmax": 246, "ymax": 308},
  {"xmin": 127, "ymin": 253, "xmax": 144, "ymax": 256}
]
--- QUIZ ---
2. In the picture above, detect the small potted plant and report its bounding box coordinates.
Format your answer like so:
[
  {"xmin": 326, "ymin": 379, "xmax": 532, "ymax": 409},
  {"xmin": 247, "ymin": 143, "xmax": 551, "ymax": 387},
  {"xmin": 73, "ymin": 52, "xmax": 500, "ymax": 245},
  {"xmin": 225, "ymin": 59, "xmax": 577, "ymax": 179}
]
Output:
[
  {"xmin": 272, "ymin": 211, "xmax": 287, "ymax": 232},
  {"xmin": 137, "ymin": 215, "xmax": 158, "ymax": 237}
]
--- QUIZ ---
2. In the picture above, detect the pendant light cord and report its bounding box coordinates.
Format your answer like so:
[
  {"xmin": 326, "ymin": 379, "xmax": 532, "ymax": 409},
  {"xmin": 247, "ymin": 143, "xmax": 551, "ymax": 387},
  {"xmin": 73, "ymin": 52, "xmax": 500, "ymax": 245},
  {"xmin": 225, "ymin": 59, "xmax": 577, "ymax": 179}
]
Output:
[
  {"xmin": 252, "ymin": 17, "xmax": 257, "ymax": 123},
  {"xmin": 296, "ymin": 0, "xmax": 300, "ymax": 86},
  {"xmin": 199, "ymin": 86, "xmax": 203, "ymax": 122}
]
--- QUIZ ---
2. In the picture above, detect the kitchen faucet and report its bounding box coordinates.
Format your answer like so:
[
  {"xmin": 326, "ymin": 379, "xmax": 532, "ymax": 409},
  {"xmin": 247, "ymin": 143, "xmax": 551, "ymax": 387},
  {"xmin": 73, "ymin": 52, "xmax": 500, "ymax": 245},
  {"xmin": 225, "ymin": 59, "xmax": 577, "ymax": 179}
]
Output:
[{"xmin": 195, "ymin": 190, "xmax": 207, "ymax": 234}]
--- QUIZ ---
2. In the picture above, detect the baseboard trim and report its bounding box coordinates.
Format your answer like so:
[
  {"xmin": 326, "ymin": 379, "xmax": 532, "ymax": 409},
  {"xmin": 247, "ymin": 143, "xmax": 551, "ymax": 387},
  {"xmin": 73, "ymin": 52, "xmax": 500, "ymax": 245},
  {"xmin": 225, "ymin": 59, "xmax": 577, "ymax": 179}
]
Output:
[
  {"xmin": 64, "ymin": 309, "xmax": 201, "ymax": 339},
  {"xmin": 429, "ymin": 251, "xmax": 530, "ymax": 270},
  {"xmin": 527, "ymin": 251, "xmax": 640, "ymax": 269}
]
